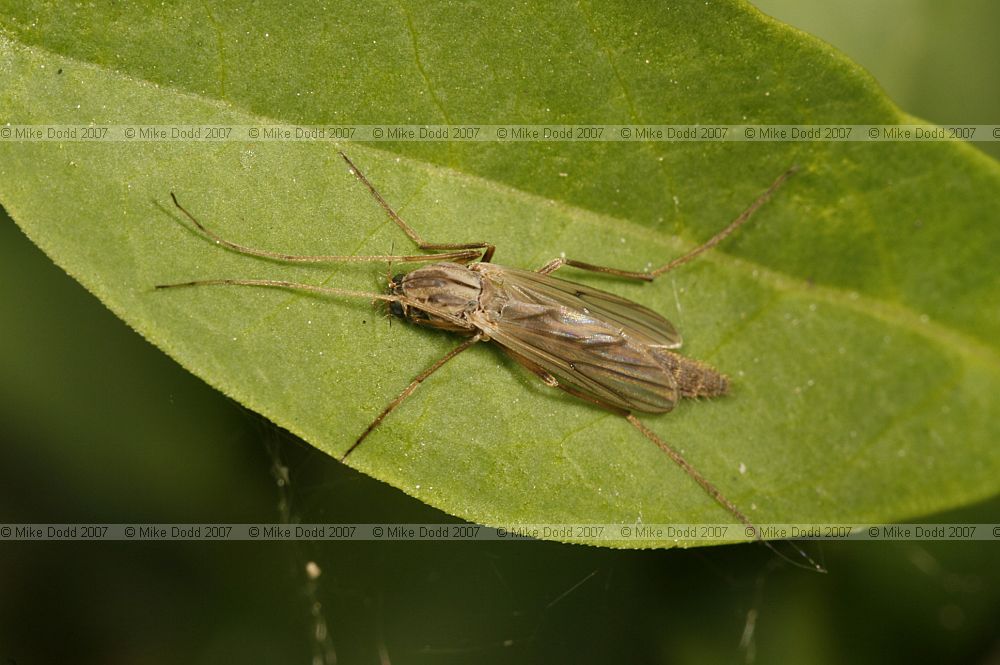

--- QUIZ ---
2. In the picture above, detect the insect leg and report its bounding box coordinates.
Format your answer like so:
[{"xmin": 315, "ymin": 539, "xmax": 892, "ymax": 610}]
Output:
[
  {"xmin": 341, "ymin": 335, "xmax": 483, "ymax": 461},
  {"xmin": 536, "ymin": 166, "xmax": 798, "ymax": 280},
  {"xmin": 626, "ymin": 414, "xmax": 826, "ymax": 572},
  {"xmin": 625, "ymin": 414, "xmax": 751, "ymax": 525},
  {"xmin": 339, "ymin": 151, "xmax": 496, "ymax": 263},
  {"xmin": 168, "ymin": 193, "xmax": 481, "ymax": 265}
]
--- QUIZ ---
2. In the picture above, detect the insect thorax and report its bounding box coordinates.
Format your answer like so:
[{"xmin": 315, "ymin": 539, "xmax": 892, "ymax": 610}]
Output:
[{"xmin": 390, "ymin": 262, "xmax": 483, "ymax": 333}]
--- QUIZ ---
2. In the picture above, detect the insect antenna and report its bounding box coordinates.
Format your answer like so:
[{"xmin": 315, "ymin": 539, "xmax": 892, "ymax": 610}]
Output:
[
  {"xmin": 155, "ymin": 278, "xmax": 396, "ymax": 303},
  {"xmin": 386, "ymin": 241, "xmax": 395, "ymax": 330},
  {"xmin": 154, "ymin": 278, "xmax": 472, "ymax": 331},
  {"xmin": 626, "ymin": 415, "xmax": 826, "ymax": 573},
  {"xmin": 387, "ymin": 240, "xmax": 395, "ymax": 284}
]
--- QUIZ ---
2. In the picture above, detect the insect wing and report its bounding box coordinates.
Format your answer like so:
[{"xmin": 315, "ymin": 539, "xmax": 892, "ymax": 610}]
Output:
[
  {"xmin": 498, "ymin": 266, "xmax": 683, "ymax": 349},
  {"xmin": 474, "ymin": 265, "xmax": 680, "ymax": 413}
]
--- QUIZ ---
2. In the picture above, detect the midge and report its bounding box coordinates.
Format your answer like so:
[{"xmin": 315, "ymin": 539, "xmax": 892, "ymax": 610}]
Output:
[{"xmin": 158, "ymin": 152, "xmax": 818, "ymax": 569}]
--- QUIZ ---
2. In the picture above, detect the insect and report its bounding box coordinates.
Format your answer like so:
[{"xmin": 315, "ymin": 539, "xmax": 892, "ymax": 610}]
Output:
[{"xmin": 158, "ymin": 152, "xmax": 821, "ymax": 570}]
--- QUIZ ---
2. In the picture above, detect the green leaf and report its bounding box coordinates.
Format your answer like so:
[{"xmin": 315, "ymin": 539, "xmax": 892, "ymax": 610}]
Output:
[{"xmin": 2, "ymin": 1, "xmax": 998, "ymax": 547}]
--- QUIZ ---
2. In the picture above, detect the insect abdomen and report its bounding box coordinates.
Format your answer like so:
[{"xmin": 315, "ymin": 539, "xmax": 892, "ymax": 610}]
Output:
[{"xmin": 655, "ymin": 351, "xmax": 730, "ymax": 398}]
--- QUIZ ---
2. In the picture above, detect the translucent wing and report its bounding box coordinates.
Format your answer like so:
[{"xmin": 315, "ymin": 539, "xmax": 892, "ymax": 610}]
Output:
[
  {"xmin": 487, "ymin": 265, "xmax": 682, "ymax": 348},
  {"xmin": 471, "ymin": 265, "xmax": 680, "ymax": 413}
]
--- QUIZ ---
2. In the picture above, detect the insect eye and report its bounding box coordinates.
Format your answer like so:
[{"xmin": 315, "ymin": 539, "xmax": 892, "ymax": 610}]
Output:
[
  {"xmin": 391, "ymin": 273, "xmax": 406, "ymax": 286},
  {"xmin": 389, "ymin": 300, "xmax": 405, "ymax": 319}
]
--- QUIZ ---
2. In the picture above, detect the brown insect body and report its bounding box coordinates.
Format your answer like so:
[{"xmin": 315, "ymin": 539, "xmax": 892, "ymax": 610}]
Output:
[
  {"xmin": 158, "ymin": 153, "xmax": 823, "ymax": 571},
  {"xmin": 391, "ymin": 261, "xmax": 728, "ymax": 415}
]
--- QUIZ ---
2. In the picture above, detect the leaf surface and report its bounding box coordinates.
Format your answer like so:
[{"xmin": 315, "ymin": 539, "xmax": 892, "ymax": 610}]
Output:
[{"xmin": 1, "ymin": 1, "xmax": 998, "ymax": 545}]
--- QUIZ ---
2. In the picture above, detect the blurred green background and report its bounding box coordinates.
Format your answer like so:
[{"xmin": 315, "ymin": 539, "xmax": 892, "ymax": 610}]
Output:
[
  {"xmin": 2, "ymin": 1, "xmax": 999, "ymax": 663},
  {"xmin": 754, "ymin": 0, "xmax": 1000, "ymax": 160}
]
